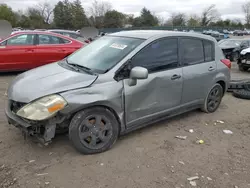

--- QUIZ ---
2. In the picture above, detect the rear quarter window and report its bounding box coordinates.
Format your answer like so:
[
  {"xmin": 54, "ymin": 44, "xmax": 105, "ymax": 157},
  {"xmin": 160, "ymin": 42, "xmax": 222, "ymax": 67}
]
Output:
[
  {"xmin": 61, "ymin": 38, "xmax": 71, "ymax": 44},
  {"xmin": 203, "ymin": 40, "xmax": 215, "ymax": 62}
]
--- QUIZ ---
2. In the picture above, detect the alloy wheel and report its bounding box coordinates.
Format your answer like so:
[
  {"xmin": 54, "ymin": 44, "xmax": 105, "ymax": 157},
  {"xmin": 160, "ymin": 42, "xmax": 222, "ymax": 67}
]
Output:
[
  {"xmin": 78, "ymin": 115, "xmax": 113, "ymax": 150},
  {"xmin": 207, "ymin": 86, "xmax": 223, "ymax": 112}
]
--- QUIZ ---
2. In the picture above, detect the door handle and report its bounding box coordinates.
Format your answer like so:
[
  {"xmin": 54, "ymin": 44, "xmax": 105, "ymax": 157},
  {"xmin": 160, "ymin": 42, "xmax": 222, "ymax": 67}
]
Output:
[
  {"xmin": 58, "ymin": 49, "xmax": 66, "ymax": 52},
  {"xmin": 25, "ymin": 49, "xmax": 34, "ymax": 52},
  {"xmin": 208, "ymin": 66, "xmax": 215, "ymax": 71},
  {"xmin": 171, "ymin": 74, "xmax": 181, "ymax": 80}
]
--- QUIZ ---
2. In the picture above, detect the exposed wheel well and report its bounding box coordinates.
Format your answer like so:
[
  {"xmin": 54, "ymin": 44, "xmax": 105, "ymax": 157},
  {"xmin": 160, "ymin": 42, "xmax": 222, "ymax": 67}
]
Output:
[{"xmin": 217, "ymin": 80, "xmax": 226, "ymax": 94}]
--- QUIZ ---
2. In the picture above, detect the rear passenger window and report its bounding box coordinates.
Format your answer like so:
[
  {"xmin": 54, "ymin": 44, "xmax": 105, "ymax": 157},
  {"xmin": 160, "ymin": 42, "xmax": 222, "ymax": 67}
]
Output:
[
  {"xmin": 38, "ymin": 34, "xmax": 69, "ymax": 44},
  {"xmin": 61, "ymin": 38, "xmax": 71, "ymax": 44},
  {"xmin": 180, "ymin": 38, "xmax": 204, "ymax": 66},
  {"xmin": 203, "ymin": 40, "xmax": 214, "ymax": 62}
]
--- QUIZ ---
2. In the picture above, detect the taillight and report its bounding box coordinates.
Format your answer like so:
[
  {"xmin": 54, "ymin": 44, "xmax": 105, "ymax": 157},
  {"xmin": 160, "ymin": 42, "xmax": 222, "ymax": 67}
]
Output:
[
  {"xmin": 221, "ymin": 59, "xmax": 231, "ymax": 69},
  {"xmin": 84, "ymin": 40, "xmax": 90, "ymax": 43}
]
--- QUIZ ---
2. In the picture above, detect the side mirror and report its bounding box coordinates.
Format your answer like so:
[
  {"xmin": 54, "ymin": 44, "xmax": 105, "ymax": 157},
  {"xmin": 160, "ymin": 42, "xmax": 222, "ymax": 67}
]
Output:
[{"xmin": 128, "ymin": 66, "xmax": 148, "ymax": 86}]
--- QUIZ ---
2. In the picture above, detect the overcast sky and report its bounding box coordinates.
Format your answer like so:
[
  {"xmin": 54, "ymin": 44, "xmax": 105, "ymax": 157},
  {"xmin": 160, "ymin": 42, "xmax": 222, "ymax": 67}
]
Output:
[{"xmin": 0, "ymin": 0, "xmax": 247, "ymax": 21}]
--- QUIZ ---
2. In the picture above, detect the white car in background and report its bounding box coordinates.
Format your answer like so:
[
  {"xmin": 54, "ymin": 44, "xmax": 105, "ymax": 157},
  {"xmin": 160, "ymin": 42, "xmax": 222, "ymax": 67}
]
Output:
[{"xmin": 238, "ymin": 47, "xmax": 250, "ymax": 71}]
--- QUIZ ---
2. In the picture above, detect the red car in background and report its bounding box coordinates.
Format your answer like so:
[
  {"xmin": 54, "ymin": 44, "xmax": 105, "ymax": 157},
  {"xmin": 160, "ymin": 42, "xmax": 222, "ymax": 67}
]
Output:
[{"xmin": 0, "ymin": 31, "xmax": 85, "ymax": 72}]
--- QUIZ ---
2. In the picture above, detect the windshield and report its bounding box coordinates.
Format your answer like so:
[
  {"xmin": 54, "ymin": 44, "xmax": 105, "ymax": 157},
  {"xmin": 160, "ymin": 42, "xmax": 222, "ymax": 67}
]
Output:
[
  {"xmin": 67, "ymin": 36, "xmax": 145, "ymax": 73},
  {"xmin": 219, "ymin": 40, "xmax": 242, "ymax": 46}
]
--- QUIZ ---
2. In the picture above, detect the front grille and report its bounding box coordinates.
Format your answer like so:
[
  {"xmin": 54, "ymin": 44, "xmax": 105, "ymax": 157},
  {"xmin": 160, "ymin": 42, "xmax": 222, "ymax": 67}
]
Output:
[{"xmin": 9, "ymin": 100, "xmax": 27, "ymax": 113}]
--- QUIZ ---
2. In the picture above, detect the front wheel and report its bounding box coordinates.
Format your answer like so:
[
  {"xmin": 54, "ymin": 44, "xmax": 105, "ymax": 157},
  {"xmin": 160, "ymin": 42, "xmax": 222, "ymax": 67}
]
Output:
[
  {"xmin": 69, "ymin": 107, "xmax": 120, "ymax": 154},
  {"xmin": 201, "ymin": 84, "xmax": 224, "ymax": 113}
]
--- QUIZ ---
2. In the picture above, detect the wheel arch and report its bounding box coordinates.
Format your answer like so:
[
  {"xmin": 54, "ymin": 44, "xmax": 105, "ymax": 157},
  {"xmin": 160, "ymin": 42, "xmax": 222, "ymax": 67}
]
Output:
[
  {"xmin": 216, "ymin": 80, "xmax": 226, "ymax": 94},
  {"xmin": 68, "ymin": 104, "xmax": 124, "ymax": 134}
]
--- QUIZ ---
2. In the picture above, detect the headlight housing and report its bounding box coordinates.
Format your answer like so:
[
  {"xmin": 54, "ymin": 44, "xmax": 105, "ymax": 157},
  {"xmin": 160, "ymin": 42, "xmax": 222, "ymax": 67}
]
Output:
[{"xmin": 16, "ymin": 95, "xmax": 67, "ymax": 121}]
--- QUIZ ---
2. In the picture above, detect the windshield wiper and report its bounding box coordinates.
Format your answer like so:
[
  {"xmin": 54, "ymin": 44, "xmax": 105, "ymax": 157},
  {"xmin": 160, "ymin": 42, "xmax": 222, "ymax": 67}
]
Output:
[
  {"xmin": 66, "ymin": 60, "xmax": 95, "ymax": 75},
  {"xmin": 64, "ymin": 58, "xmax": 80, "ymax": 72}
]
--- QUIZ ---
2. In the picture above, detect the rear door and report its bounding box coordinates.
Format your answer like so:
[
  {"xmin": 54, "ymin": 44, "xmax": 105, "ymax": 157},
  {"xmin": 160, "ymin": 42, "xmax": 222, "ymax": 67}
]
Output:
[
  {"xmin": 0, "ymin": 34, "xmax": 36, "ymax": 71},
  {"xmin": 180, "ymin": 37, "xmax": 216, "ymax": 104},
  {"xmin": 35, "ymin": 34, "xmax": 72, "ymax": 66}
]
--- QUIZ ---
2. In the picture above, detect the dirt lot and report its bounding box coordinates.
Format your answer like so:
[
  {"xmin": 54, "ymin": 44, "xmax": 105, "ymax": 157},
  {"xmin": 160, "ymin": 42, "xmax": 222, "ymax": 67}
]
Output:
[{"xmin": 0, "ymin": 64, "xmax": 250, "ymax": 188}]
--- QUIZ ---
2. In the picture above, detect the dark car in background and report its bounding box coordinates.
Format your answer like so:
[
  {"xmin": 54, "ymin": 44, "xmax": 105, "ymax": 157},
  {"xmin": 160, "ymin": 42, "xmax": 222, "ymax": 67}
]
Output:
[
  {"xmin": 233, "ymin": 30, "xmax": 244, "ymax": 36},
  {"xmin": 219, "ymin": 39, "xmax": 250, "ymax": 61}
]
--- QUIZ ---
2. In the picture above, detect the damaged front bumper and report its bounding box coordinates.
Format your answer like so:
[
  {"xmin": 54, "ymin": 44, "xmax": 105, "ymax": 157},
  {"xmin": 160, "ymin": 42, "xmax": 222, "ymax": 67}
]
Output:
[{"xmin": 5, "ymin": 100, "xmax": 57, "ymax": 145}]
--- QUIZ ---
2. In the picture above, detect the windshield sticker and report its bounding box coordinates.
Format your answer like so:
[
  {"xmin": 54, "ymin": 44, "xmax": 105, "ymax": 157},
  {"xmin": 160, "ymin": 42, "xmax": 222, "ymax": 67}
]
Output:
[{"xmin": 110, "ymin": 43, "xmax": 127, "ymax": 50}]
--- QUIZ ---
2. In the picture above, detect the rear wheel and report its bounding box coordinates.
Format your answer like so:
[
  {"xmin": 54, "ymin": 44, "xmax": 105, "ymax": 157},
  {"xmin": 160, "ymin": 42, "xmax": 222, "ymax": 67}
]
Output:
[
  {"xmin": 201, "ymin": 84, "xmax": 223, "ymax": 113},
  {"xmin": 69, "ymin": 107, "xmax": 119, "ymax": 154}
]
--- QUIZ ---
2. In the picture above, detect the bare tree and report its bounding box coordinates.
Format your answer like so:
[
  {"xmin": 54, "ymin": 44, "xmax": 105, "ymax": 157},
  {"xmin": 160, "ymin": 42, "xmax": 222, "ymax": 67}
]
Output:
[
  {"xmin": 36, "ymin": 1, "xmax": 53, "ymax": 24},
  {"xmin": 201, "ymin": 4, "xmax": 220, "ymax": 26},
  {"xmin": 88, "ymin": 0, "xmax": 112, "ymax": 28},
  {"xmin": 242, "ymin": 1, "xmax": 250, "ymax": 26},
  {"xmin": 170, "ymin": 13, "xmax": 186, "ymax": 26},
  {"xmin": 157, "ymin": 16, "xmax": 165, "ymax": 26}
]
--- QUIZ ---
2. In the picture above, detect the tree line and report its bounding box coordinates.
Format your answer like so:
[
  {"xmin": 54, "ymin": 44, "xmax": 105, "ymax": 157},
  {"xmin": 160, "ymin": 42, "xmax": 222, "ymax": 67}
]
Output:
[{"xmin": 1, "ymin": 0, "xmax": 250, "ymax": 30}]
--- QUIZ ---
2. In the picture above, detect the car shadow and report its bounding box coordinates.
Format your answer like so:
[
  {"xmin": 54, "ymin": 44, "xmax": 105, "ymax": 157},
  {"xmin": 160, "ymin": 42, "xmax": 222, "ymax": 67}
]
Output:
[
  {"xmin": 117, "ymin": 109, "xmax": 200, "ymax": 142},
  {"xmin": 0, "ymin": 71, "xmax": 24, "ymax": 76}
]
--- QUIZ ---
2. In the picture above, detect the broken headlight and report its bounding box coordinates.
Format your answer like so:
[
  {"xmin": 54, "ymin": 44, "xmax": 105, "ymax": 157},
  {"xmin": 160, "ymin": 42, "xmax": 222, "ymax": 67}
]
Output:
[{"xmin": 16, "ymin": 95, "xmax": 67, "ymax": 121}]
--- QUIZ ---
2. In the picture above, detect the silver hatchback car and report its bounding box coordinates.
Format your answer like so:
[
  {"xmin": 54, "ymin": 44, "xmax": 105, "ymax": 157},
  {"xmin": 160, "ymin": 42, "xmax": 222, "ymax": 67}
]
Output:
[{"xmin": 5, "ymin": 30, "xmax": 231, "ymax": 154}]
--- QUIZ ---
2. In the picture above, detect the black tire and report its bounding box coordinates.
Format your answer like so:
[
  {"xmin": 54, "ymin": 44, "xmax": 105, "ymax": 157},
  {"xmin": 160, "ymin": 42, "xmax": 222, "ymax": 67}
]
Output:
[
  {"xmin": 201, "ymin": 84, "xmax": 224, "ymax": 113},
  {"xmin": 238, "ymin": 64, "xmax": 248, "ymax": 71},
  {"xmin": 69, "ymin": 107, "xmax": 119, "ymax": 154},
  {"xmin": 233, "ymin": 89, "xmax": 250, "ymax": 100},
  {"xmin": 243, "ymin": 83, "xmax": 250, "ymax": 91}
]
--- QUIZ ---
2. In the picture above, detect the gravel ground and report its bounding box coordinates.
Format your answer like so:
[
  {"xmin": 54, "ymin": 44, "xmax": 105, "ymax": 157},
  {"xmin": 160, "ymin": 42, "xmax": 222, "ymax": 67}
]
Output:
[{"xmin": 0, "ymin": 64, "xmax": 250, "ymax": 188}]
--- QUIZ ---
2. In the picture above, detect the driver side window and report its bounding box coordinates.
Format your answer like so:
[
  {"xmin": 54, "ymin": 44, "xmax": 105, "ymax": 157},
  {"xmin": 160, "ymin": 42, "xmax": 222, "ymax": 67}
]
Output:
[
  {"xmin": 6, "ymin": 34, "xmax": 35, "ymax": 46},
  {"xmin": 131, "ymin": 38, "xmax": 178, "ymax": 73}
]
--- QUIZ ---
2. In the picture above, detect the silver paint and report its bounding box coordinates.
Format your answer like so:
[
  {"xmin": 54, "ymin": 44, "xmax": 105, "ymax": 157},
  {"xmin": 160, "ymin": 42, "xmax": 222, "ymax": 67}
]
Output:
[{"xmin": 6, "ymin": 30, "xmax": 230, "ymax": 137}]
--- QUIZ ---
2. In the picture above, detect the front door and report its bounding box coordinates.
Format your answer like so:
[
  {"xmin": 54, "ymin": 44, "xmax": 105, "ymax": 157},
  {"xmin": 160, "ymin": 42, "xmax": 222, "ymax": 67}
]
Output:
[
  {"xmin": 179, "ymin": 37, "xmax": 217, "ymax": 104},
  {"xmin": 123, "ymin": 38, "xmax": 183, "ymax": 127},
  {"xmin": 0, "ymin": 34, "xmax": 36, "ymax": 71}
]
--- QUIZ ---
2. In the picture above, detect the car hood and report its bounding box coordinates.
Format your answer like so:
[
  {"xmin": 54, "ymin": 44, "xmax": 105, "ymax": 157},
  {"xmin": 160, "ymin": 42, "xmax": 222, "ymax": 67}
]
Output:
[
  {"xmin": 7, "ymin": 62, "xmax": 98, "ymax": 103},
  {"xmin": 220, "ymin": 45, "xmax": 237, "ymax": 50}
]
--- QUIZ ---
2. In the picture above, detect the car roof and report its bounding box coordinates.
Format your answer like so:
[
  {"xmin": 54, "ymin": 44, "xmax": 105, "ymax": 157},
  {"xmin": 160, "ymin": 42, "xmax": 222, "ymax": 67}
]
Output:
[
  {"xmin": 11, "ymin": 30, "xmax": 66, "ymax": 36},
  {"xmin": 47, "ymin": 29, "xmax": 78, "ymax": 33},
  {"xmin": 7, "ymin": 30, "xmax": 82, "ymax": 43},
  {"xmin": 109, "ymin": 30, "xmax": 216, "ymax": 41}
]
